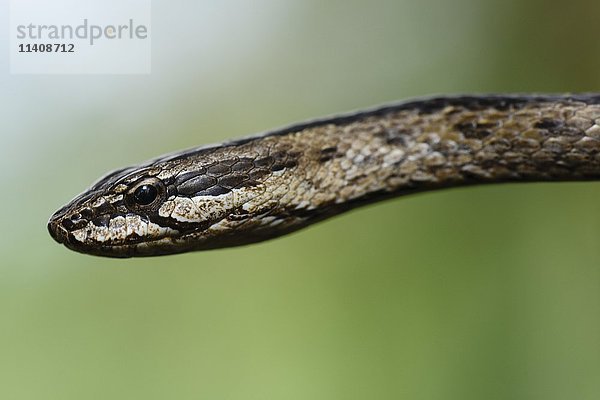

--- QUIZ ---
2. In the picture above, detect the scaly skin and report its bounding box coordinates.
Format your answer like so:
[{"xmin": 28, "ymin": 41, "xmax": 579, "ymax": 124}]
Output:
[{"xmin": 48, "ymin": 95, "xmax": 600, "ymax": 257}]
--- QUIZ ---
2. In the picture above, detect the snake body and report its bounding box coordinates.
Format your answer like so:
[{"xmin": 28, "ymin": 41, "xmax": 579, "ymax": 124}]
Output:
[{"xmin": 48, "ymin": 95, "xmax": 600, "ymax": 257}]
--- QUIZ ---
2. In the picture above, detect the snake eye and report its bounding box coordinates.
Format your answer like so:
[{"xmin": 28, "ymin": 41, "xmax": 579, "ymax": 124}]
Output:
[
  {"xmin": 133, "ymin": 184, "xmax": 158, "ymax": 205},
  {"xmin": 126, "ymin": 178, "xmax": 166, "ymax": 211}
]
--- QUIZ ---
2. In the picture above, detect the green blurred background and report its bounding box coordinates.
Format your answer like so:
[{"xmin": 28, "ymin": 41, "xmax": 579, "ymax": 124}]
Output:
[{"xmin": 1, "ymin": 0, "xmax": 599, "ymax": 399}]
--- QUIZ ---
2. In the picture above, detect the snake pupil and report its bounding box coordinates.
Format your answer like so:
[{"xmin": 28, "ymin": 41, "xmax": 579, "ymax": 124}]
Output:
[{"xmin": 133, "ymin": 184, "xmax": 158, "ymax": 205}]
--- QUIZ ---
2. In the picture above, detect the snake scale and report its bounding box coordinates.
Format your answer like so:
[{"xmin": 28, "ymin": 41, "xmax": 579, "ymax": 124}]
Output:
[{"xmin": 48, "ymin": 94, "xmax": 600, "ymax": 257}]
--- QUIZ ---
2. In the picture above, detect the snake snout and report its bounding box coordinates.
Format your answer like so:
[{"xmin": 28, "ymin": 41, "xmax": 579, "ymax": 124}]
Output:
[
  {"xmin": 47, "ymin": 217, "xmax": 68, "ymax": 245},
  {"xmin": 47, "ymin": 207, "xmax": 90, "ymax": 245}
]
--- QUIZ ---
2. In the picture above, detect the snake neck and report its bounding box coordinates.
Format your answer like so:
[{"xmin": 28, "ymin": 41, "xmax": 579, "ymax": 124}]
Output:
[{"xmin": 264, "ymin": 96, "xmax": 600, "ymax": 214}]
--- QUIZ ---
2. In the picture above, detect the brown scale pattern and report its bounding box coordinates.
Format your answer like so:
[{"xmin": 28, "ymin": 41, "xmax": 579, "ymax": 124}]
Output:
[
  {"xmin": 48, "ymin": 95, "xmax": 600, "ymax": 257},
  {"xmin": 170, "ymin": 97, "xmax": 600, "ymax": 214}
]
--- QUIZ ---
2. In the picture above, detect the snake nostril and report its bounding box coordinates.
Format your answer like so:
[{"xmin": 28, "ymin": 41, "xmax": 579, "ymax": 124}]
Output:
[{"xmin": 60, "ymin": 214, "xmax": 89, "ymax": 231}]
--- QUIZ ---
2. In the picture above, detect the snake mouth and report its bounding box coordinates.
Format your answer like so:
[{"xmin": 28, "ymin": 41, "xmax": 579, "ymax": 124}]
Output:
[
  {"xmin": 46, "ymin": 216, "xmax": 132, "ymax": 257},
  {"xmin": 47, "ymin": 206, "xmax": 184, "ymax": 257}
]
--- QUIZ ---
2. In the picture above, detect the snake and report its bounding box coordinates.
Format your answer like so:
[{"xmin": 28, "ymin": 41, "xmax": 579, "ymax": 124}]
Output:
[{"xmin": 48, "ymin": 94, "xmax": 600, "ymax": 257}]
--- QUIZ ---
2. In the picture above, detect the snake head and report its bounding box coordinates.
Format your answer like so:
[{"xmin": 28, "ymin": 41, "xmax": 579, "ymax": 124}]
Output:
[
  {"xmin": 47, "ymin": 148, "xmax": 304, "ymax": 257},
  {"xmin": 47, "ymin": 165, "xmax": 184, "ymax": 257}
]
